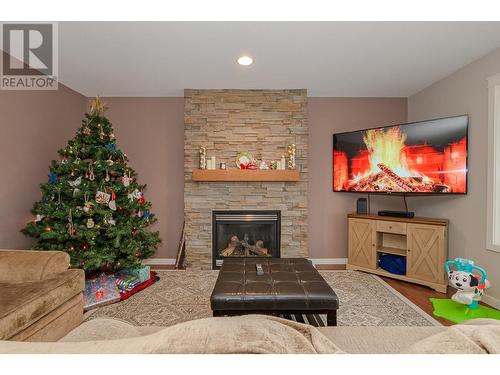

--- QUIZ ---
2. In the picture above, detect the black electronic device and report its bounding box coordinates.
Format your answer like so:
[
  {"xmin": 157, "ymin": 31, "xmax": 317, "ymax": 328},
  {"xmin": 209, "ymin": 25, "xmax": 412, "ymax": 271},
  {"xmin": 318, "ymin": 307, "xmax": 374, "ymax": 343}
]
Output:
[
  {"xmin": 356, "ymin": 198, "xmax": 368, "ymax": 214},
  {"xmin": 378, "ymin": 210, "xmax": 415, "ymax": 218}
]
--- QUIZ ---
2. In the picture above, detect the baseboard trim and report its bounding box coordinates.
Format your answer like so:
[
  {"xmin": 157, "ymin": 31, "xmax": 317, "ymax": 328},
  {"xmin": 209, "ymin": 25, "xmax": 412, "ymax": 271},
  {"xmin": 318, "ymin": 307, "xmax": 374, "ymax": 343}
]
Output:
[
  {"xmin": 142, "ymin": 258, "xmax": 348, "ymax": 267},
  {"xmin": 482, "ymin": 293, "xmax": 500, "ymax": 310},
  {"xmin": 310, "ymin": 258, "xmax": 348, "ymax": 265},
  {"xmin": 142, "ymin": 258, "xmax": 176, "ymax": 266}
]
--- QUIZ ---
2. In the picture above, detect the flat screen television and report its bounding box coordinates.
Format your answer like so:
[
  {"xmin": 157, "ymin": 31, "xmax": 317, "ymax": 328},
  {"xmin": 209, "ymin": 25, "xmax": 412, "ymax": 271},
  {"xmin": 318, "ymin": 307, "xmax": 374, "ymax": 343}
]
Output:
[{"xmin": 333, "ymin": 115, "xmax": 468, "ymax": 194}]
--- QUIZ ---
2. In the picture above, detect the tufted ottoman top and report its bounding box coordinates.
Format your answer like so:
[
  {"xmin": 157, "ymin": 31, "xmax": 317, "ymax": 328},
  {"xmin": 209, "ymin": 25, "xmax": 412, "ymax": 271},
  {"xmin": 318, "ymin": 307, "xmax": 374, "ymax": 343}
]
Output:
[{"xmin": 210, "ymin": 258, "xmax": 339, "ymax": 311}]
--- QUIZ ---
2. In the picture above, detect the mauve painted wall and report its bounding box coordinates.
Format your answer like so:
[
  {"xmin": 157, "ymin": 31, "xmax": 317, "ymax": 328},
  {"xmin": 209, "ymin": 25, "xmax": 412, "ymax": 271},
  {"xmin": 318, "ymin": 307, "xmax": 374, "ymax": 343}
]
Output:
[
  {"xmin": 408, "ymin": 48, "xmax": 500, "ymax": 302},
  {"xmin": 0, "ymin": 89, "xmax": 407, "ymax": 262},
  {"xmin": 102, "ymin": 98, "xmax": 185, "ymax": 259},
  {"xmin": 0, "ymin": 84, "xmax": 86, "ymax": 249},
  {"xmin": 307, "ymin": 98, "xmax": 408, "ymax": 259}
]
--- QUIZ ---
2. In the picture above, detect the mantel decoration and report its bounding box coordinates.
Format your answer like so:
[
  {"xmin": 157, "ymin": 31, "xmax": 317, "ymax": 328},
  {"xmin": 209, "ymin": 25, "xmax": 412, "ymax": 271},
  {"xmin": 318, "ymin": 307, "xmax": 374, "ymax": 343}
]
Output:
[
  {"xmin": 287, "ymin": 143, "xmax": 296, "ymax": 169},
  {"xmin": 199, "ymin": 147, "xmax": 206, "ymax": 169},
  {"xmin": 235, "ymin": 151, "xmax": 255, "ymax": 169}
]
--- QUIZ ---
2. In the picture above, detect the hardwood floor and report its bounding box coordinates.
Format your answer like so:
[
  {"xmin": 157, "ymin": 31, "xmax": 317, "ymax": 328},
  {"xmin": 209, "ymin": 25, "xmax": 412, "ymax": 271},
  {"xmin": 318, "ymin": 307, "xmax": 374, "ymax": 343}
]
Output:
[
  {"xmin": 380, "ymin": 276, "xmax": 454, "ymax": 326},
  {"xmin": 315, "ymin": 264, "xmax": 457, "ymax": 325}
]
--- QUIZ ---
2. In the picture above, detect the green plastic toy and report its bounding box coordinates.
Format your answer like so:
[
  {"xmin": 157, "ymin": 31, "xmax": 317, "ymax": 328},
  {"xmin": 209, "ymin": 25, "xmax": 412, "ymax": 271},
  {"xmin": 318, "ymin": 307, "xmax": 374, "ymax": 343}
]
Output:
[{"xmin": 430, "ymin": 298, "xmax": 500, "ymax": 324}]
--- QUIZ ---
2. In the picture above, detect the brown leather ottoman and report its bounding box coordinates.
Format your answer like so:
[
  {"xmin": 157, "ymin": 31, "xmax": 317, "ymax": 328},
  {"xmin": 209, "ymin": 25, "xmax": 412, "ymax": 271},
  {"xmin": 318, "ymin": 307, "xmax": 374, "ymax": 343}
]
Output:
[{"xmin": 210, "ymin": 258, "xmax": 339, "ymax": 326}]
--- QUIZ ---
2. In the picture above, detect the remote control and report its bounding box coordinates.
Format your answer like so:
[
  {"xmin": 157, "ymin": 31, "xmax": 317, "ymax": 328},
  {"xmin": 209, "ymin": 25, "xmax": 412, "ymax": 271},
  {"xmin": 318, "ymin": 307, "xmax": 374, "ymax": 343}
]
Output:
[{"xmin": 256, "ymin": 264, "xmax": 264, "ymax": 276}]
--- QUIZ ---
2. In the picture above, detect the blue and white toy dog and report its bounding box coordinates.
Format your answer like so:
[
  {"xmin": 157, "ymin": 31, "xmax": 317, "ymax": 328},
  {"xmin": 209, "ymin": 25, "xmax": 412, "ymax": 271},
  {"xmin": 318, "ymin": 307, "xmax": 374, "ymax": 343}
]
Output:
[{"xmin": 445, "ymin": 258, "xmax": 490, "ymax": 309}]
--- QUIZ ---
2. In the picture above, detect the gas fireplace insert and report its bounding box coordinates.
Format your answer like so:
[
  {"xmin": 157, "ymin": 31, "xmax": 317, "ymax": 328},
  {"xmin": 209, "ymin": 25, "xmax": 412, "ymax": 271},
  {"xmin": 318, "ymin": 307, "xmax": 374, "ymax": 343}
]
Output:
[{"xmin": 212, "ymin": 210, "xmax": 281, "ymax": 269}]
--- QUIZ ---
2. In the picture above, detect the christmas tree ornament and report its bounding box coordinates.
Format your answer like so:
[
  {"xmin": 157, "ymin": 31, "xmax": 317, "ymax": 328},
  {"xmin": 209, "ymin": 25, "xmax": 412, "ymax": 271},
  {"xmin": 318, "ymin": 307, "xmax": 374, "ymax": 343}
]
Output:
[
  {"xmin": 105, "ymin": 143, "xmax": 116, "ymax": 152},
  {"xmin": 143, "ymin": 210, "xmax": 150, "ymax": 222},
  {"xmin": 88, "ymin": 167, "xmax": 95, "ymax": 181},
  {"xmin": 83, "ymin": 193, "xmax": 94, "ymax": 213},
  {"xmin": 137, "ymin": 209, "xmax": 144, "ymax": 218},
  {"xmin": 48, "ymin": 172, "xmax": 58, "ymax": 185},
  {"xmin": 68, "ymin": 176, "xmax": 82, "ymax": 188},
  {"xmin": 95, "ymin": 189, "xmax": 111, "ymax": 205},
  {"xmin": 67, "ymin": 209, "xmax": 75, "ymax": 236},
  {"xmin": 109, "ymin": 132, "xmax": 115, "ymax": 140},
  {"xmin": 86, "ymin": 218, "xmax": 95, "ymax": 229},
  {"xmin": 128, "ymin": 189, "xmax": 141, "ymax": 202},
  {"xmin": 83, "ymin": 126, "xmax": 91, "ymax": 136},
  {"xmin": 106, "ymin": 158, "xmax": 114, "ymax": 166},
  {"xmin": 73, "ymin": 188, "xmax": 80, "ymax": 197},
  {"xmin": 56, "ymin": 191, "xmax": 62, "ymax": 210},
  {"xmin": 105, "ymin": 169, "xmax": 110, "ymax": 182},
  {"xmin": 105, "ymin": 215, "xmax": 116, "ymax": 226},
  {"xmin": 70, "ymin": 170, "xmax": 76, "ymax": 177},
  {"xmin": 137, "ymin": 194, "xmax": 145, "ymax": 205},
  {"xmin": 108, "ymin": 191, "xmax": 117, "ymax": 211},
  {"xmin": 61, "ymin": 157, "xmax": 69, "ymax": 165},
  {"xmin": 122, "ymin": 172, "xmax": 131, "ymax": 187},
  {"xmin": 35, "ymin": 214, "xmax": 45, "ymax": 222}
]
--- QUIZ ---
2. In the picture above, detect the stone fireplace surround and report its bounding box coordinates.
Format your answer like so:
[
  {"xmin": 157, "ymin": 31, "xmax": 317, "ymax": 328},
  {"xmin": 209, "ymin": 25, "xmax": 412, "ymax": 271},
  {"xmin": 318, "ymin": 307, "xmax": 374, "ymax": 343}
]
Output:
[{"xmin": 184, "ymin": 89, "xmax": 308, "ymax": 269}]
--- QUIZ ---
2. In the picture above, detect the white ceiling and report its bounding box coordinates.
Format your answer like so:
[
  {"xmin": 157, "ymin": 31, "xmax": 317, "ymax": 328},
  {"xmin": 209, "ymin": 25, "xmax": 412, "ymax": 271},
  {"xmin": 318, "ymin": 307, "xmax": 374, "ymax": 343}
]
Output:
[{"xmin": 58, "ymin": 22, "xmax": 500, "ymax": 97}]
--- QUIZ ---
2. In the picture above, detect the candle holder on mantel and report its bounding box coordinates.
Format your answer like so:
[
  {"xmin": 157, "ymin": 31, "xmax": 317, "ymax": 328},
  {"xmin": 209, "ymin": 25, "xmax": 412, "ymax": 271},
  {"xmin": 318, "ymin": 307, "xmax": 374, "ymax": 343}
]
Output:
[
  {"xmin": 287, "ymin": 144, "xmax": 296, "ymax": 169},
  {"xmin": 199, "ymin": 147, "xmax": 206, "ymax": 169}
]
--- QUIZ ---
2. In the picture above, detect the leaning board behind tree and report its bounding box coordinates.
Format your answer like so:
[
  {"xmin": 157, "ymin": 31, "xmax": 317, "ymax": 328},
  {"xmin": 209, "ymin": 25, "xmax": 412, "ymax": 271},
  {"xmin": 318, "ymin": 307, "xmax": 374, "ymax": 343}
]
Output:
[{"xmin": 21, "ymin": 97, "xmax": 161, "ymax": 275}]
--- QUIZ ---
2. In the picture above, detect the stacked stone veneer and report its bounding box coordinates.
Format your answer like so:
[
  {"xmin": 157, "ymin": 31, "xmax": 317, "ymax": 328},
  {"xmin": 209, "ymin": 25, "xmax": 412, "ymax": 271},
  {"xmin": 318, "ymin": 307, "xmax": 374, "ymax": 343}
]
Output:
[{"xmin": 184, "ymin": 89, "xmax": 308, "ymax": 269}]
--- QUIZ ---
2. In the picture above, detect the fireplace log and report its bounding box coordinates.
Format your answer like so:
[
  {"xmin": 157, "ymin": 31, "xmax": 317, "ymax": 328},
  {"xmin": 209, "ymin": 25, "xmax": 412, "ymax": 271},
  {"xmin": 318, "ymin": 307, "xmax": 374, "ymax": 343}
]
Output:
[
  {"xmin": 221, "ymin": 246, "xmax": 236, "ymax": 257},
  {"xmin": 221, "ymin": 235, "xmax": 240, "ymax": 257}
]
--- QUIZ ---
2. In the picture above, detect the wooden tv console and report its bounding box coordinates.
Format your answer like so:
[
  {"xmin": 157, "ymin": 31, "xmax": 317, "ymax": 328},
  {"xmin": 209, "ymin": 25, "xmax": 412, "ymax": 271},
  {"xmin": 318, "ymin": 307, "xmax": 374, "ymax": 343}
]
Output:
[{"xmin": 346, "ymin": 213, "xmax": 448, "ymax": 293}]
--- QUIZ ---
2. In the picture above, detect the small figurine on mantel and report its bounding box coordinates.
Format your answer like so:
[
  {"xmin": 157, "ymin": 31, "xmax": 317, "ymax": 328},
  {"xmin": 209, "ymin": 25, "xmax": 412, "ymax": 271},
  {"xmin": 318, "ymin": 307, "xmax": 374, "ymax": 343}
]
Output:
[{"xmin": 259, "ymin": 160, "xmax": 269, "ymax": 170}]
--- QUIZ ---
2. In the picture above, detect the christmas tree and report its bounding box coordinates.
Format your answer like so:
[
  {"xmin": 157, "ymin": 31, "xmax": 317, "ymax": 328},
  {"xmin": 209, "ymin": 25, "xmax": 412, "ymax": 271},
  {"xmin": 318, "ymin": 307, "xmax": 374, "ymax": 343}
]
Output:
[{"xmin": 22, "ymin": 97, "xmax": 161, "ymax": 274}]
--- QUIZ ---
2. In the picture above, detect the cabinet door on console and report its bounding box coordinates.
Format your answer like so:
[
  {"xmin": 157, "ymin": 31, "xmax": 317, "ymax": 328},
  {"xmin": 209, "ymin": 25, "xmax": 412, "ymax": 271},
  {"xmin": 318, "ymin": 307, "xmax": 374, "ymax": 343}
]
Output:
[
  {"xmin": 407, "ymin": 224, "xmax": 446, "ymax": 284},
  {"xmin": 348, "ymin": 218, "xmax": 376, "ymax": 269}
]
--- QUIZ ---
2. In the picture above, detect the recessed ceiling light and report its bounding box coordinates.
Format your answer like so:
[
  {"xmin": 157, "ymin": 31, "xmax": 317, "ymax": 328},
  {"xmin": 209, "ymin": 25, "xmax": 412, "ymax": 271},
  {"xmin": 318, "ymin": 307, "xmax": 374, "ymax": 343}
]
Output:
[{"xmin": 237, "ymin": 55, "xmax": 254, "ymax": 66}]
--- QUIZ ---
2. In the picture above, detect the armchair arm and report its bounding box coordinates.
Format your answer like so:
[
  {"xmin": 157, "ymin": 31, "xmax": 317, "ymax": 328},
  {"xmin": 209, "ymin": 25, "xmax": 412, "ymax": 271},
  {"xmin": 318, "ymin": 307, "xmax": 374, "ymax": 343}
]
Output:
[{"xmin": 0, "ymin": 250, "xmax": 70, "ymax": 282}]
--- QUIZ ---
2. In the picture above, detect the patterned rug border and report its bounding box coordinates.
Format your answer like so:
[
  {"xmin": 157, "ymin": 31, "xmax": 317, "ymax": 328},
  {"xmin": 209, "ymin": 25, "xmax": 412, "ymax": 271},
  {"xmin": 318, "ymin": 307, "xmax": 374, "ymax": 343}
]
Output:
[{"xmin": 320, "ymin": 271, "xmax": 442, "ymax": 326}]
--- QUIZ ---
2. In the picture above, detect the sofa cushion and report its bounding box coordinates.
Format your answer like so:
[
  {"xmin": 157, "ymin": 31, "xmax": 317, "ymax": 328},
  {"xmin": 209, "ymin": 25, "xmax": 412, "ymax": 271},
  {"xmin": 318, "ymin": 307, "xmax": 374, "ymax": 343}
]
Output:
[
  {"xmin": 317, "ymin": 326, "xmax": 445, "ymax": 354},
  {"xmin": 0, "ymin": 250, "xmax": 70, "ymax": 282},
  {"xmin": 0, "ymin": 269, "xmax": 84, "ymax": 340}
]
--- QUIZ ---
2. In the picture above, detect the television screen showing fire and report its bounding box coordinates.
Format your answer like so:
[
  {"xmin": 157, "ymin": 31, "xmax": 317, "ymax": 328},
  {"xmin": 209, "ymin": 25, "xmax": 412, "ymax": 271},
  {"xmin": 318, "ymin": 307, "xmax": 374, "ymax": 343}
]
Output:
[{"xmin": 333, "ymin": 115, "xmax": 468, "ymax": 194}]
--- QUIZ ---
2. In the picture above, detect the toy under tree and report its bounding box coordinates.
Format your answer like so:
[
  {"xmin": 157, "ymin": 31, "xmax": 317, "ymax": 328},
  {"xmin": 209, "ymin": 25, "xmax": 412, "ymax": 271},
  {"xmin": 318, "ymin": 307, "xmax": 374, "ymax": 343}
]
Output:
[{"xmin": 22, "ymin": 97, "xmax": 161, "ymax": 275}]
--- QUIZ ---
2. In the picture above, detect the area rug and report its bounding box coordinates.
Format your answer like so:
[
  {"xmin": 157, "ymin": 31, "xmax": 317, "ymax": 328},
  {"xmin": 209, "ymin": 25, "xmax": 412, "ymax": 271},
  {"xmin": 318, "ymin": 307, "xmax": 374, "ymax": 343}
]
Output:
[{"xmin": 84, "ymin": 270, "xmax": 441, "ymax": 327}]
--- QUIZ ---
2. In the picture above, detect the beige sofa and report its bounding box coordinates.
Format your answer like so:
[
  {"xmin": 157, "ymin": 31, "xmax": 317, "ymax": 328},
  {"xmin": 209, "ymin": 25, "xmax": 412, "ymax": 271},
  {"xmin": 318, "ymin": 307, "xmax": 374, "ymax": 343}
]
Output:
[
  {"xmin": 1, "ymin": 315, "xmax": 498, "ymax": 354},
  {"xmin": 0, "ymin": 250, "xmax": 85, "ymax": 342}
]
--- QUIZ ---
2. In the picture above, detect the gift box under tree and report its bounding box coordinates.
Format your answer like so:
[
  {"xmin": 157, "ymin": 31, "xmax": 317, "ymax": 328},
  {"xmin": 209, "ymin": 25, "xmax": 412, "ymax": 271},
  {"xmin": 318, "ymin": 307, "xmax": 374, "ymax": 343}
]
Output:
[{"xmin": 118, "ymin": 264, "xmax": 151, "ymax": 283}]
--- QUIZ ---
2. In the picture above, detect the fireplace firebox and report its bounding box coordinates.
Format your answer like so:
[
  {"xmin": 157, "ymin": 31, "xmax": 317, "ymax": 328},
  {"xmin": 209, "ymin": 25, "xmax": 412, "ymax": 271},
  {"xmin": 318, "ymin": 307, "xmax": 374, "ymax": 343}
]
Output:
[{"xmin": 212, "ymin": 210, "xmax": 281, "ymax": 269}]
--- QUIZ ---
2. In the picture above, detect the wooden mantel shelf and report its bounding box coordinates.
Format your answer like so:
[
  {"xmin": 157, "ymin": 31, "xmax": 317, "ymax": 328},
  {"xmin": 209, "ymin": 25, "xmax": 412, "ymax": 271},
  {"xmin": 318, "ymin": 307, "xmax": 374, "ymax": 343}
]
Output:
[{"xmin": 192, "ymin": 169, "xmax": 300, "ymax": 182}]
